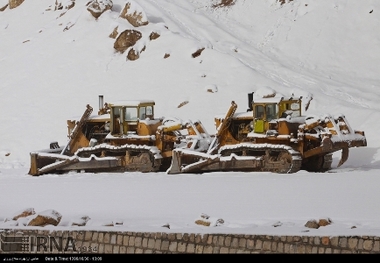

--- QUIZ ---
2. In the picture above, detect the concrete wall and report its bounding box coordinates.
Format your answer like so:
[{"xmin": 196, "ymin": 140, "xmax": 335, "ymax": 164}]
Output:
[{"xmin": 1, "ymin": 229, "xmax": 380, "ymax": 254}]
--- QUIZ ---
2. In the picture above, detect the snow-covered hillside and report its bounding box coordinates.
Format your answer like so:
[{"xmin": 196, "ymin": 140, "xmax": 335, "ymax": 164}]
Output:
[{"xmin": 1, "ymin": 0, "xmax": 379, "ymax": 168}]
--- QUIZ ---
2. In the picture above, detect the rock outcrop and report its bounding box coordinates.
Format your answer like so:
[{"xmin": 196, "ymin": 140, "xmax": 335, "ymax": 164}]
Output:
[
  {"xmin": 87, "ymin": 0, "xmax": 113, "ymax": 19},
  {"xmin": 9, "ymin": 0, "xmax": 24, "ymax": 9},
  {"xmin": 127, "ymin": 46, "xmax": 145, "ymax": 61},
  {"xmin": 119, "ymin": 1, "xmax": 149, "ymax": 27},
  {"xmin": 12, "ymin": 208, "xmax": 35, "ymax": 220},
  {"xmin": 113, "ymin": 29, "xmax": 142, "ymax": 54},
  {"xmin": 305, "ymin": 218, "xmax": 332, "ymax": 229},
  {"xmin": 27, "ymin": 209, "xmax": 62, "ymax": 227},
  {"xmin": 2, "ymin": 0, "xmax": 206, "ymax": 62}
]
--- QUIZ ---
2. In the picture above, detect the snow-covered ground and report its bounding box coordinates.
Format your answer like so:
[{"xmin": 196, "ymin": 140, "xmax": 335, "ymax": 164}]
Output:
[{"xmin": 0, "ymin": 0, "xmax": 380, "ymax": 237}]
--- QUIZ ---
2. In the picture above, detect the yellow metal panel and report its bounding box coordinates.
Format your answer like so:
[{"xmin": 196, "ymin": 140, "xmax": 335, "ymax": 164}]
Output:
[
  {"xmin": 254, "ymin": 119, "xmax": 265, "ymax": 133},
  {"xmin": 162, "ymin": 123, "xmax": 182, "ymax": 132}
]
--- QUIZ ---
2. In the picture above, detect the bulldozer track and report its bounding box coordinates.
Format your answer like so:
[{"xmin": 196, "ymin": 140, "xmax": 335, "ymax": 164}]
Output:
[
  {"xmin": 168, "ymin": 143, "xmax": 303, "ymax": 174},
  {"xmin": 73, "ymin": 144, "xmax": 162, "ymax": 173},
  {"xmin": 219, "ymin": 143, "xmax": 303, "ymax": 174}
]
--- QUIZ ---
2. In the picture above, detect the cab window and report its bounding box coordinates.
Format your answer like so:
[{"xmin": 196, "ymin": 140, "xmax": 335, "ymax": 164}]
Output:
[
  {"xmin": 255, "ymin": 105, "xmax": 264, "ymax": 119},
  {"xmin": 139, "ymin": 107, "xmax": 146, "ymax": 120},
  {"xmin": 146, "ymin": 106, "xmax": 153, "ymax": 117},
  {"xmin": 125, "ymin": 107, "xmax": 138, "ymax": 121},
  {"xmin": 266, "ymin": 104, "xmax": 277, "ymax": 121}
]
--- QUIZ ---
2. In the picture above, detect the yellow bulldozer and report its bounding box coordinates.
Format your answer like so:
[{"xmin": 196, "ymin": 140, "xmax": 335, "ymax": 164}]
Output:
[
  {"xmin": 167, "ymin": 91, "xmax": 367, "ymax": 174},
  {"xmin": 29, "ymin": 95, "xmax": 211, "ymax": 176},
  {"xmin": 29, "ymin": 91, "xmax": 367, "ymax": 176}
]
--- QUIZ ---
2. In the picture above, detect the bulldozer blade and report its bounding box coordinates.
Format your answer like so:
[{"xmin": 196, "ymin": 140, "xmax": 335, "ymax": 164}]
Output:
[
  {"xmin": 167, "ymin": 150, "xmax": 182, "ymax": 174},
  {"xmin": 29, "ymin": 149, "xmax": 67, "ymax": 176},
  {"xmin": 30, "ymin": 152, "xmax": 122, "ymax": 175},
  {"xmin": 38, "ymin": 157, "xmax": 80, "ymax": 175},
  {"xmin": 337, "ymin": 147, "xmax": 349, "ymax": 167},
  {"xmin": 29, "ymin": 152, "xmax": 78, "ymax": 176},
  {"xmin": 167, "ymin": 149, "xmax": 220, "ymax": 174}
]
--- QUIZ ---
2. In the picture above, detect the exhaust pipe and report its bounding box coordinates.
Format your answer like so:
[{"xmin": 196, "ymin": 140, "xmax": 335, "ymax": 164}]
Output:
[
  {"xmin": 99, "ymin": 95, "xmax": 104, "ymax": 111},
  {"xmin": 247, "ymin": 92, "xmax": 254, "ymax": 111}
]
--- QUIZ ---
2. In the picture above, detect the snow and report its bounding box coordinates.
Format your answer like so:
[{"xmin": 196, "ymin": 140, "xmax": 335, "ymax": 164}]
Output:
[{"xmin": 0, "ymin": 0, "xmax": 380, "ymax": 237}]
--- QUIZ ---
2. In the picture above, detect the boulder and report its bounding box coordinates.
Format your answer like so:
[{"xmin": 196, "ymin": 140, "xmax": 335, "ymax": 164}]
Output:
[
  {"xmin": 113, "ymin": 29, "xmax": 142, "ymax": 53},
  {"xmin": 194, "ymin": 213, "xmax": 224, "ymax": 227},
  {"xmin": 149, "ymin": 32, "xmax": 160, "ymax": 41},
  {"xmin": 304, "ymin": 219, "xmax": 319, "ymax": 229},
  {"xmin": 192, "ymin": 48, "xmax": 205, "ymax": 58},
  {"xmin": 12, "ymin": 208, "xmax": 35, "ymax": 220},
  {"xmin": 318, "ymin": 218, "xmax": 332, "ymax": 227},
  {"xmin": 119, "ymin": 1, "xmax": 148, "ymax": 27},
  {"xmin": 87, "ymin": 0, "xmax": 113, "ymax": 19},
  {"xmin": 71, "ymin": 216, "xmax": 90, "ymax": 226},
  {"xmin": 109, "ymin": 26, "xmax": 119, "ymax": 39},
  {"xmin": 195, "ymin": 219, "xmax": 211, "ymax": 227},
  {"xmin": 127, "ymin": 47, "xmax": 138, "ymax": 61},
  {"xmin": 9, "ymin": 0, "xmax": 24, "ymax": 9},
  {"xmin": 27, "ymin": 209, "xmax": 62, "ymax": 227},
  {"xmin": 305, "ymin": 218, "xmax": 332, "ymax": 229}
]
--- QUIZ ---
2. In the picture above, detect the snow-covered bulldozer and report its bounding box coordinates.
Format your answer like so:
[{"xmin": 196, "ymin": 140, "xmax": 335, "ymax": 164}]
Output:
[
  {"xmin": 167, "ymin": 90, "xmax": 367, "ymax": 174},
  {"xmin": 29, "ymin": 95, "xmax": 211, "ymax": 176}
]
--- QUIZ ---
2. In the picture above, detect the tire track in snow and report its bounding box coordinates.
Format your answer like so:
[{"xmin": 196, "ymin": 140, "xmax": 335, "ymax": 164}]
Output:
[
  {"xmin": 141, "ymin": 1, "xmax": 375, "ymax": 110},
  {"xmin": 142, "ymin": 0, "xmax": 205, "ymax": 42},
  {"xmin": 317, "ymin": 85, "xmax": 372, "ymax": 109},
  {"xmin": 198, "ymin": 3, "xmax": 375, "ymax": 110},
  {"xmin": 144, "ymin": 0, "xmax": 284, "ymax": 69}
]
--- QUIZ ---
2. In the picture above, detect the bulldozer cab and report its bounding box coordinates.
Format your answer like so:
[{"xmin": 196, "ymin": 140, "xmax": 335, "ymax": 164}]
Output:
[
  {"xmin": 251, "ymin": 96, "xmax": 302, "ymax": 134},
  {"xmin": 109, "ymin": 100, "xmax": 155, "ymax": 135},
  {"xmin": 253, "ymin": 103, "xmax": 277, "ymax": 133}
]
